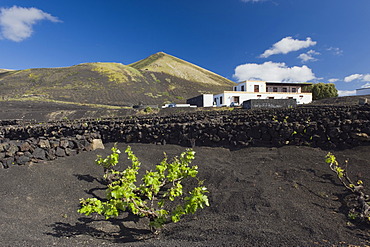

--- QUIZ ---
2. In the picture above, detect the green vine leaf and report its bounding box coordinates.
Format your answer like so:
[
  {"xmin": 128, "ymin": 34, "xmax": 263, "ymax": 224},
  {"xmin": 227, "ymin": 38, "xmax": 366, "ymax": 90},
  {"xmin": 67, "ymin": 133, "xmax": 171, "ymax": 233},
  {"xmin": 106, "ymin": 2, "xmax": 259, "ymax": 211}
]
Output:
[{"xmin": 78, "ymin": 146, "xmax": 210, "ymax": 230}]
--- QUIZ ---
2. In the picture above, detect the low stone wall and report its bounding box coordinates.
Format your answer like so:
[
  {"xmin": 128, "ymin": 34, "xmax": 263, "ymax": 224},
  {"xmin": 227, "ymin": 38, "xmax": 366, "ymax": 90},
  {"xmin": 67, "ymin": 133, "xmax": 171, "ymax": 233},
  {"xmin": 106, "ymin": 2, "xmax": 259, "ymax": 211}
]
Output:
[
  {"xmin": 242, "ymin": 99, "xmax": 297, "ymax": 109},
  {"xmin": 0, "ymin": 133, "xmax": 102, "ymax": 168},
  {"xmin": 1, "ymin": 105, "xmax": 370, "ymax": 168}
]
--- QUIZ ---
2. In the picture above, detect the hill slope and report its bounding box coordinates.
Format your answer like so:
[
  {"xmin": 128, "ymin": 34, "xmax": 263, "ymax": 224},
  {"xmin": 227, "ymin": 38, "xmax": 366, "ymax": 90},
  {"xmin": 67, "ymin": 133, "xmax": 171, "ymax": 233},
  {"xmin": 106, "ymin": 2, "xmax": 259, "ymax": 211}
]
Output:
[
  {"xmin": 130, "ymin": 52, "xmax": 234, "ymax": 86},
  {"xmin": 0, "ymin": 53, "xmax": 235, "ymax": 106},
  {"xmin": 0, "ymin": 69, "xmax": 13, "ymax": 73}
]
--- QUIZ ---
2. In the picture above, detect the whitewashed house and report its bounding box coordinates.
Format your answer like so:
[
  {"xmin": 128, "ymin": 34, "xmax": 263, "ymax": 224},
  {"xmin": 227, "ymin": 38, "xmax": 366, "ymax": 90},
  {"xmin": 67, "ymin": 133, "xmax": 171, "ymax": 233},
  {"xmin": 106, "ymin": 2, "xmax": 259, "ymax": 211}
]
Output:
[{"xmin": 213, "ymin": 80, "xmax": 312, "ymax": 106}]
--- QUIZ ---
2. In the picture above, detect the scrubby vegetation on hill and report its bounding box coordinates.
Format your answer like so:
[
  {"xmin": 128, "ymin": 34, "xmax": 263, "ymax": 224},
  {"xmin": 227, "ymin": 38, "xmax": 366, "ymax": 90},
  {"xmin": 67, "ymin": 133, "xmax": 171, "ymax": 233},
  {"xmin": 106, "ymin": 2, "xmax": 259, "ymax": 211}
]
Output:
[
  {"xmin": 0, "ymin": 52, "xmax": 235, "ymax": 107},
  {"xmin": 130, "ymin": 52, "xmax": 234, "ymax": 86}
]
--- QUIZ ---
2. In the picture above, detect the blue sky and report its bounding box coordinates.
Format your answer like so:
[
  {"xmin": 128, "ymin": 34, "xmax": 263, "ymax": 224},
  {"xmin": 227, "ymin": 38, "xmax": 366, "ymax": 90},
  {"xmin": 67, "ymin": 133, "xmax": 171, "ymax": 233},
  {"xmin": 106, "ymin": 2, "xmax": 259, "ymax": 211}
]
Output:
[{"xmin": 1, "ymin": 0, "xmax": 370, "ymax": 96}]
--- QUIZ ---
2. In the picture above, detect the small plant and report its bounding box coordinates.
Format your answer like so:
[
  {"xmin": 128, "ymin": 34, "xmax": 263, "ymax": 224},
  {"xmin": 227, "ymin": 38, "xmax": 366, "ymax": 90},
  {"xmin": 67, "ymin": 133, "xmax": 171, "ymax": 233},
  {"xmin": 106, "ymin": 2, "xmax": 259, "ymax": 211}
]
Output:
[
  {"xmin": 175, "ymin": 96, "xmax": 185, "ymax": 100},
  {"xmin": 78, "ymin": 145, "xmax": 209, "ymax": 231},
  {"xmin": 325, "ymin": 153, "xmax": 370, "ymax": 223},
  {"xmin": 144, "ymin": 106, "xmax": 153, "ymax": 113},
  {"xmin": 138, "ymin": 106, "xmax": 159, "ymax": 115}
]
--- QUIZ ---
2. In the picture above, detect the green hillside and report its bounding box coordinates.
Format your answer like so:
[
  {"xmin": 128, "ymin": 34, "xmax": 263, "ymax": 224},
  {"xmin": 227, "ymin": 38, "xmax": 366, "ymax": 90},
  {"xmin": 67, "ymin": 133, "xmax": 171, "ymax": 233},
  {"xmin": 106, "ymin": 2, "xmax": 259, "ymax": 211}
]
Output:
[
  {"xmin": 0, "ymin": 52, "xmax": 235, "ymax": 106},
  {"xmin": 0, "ymin": 69, "xmax": 13, "ymax": 73},
  {"xmin": 130, "ymin": 52, "xmax": 234, "ymax": 86}
]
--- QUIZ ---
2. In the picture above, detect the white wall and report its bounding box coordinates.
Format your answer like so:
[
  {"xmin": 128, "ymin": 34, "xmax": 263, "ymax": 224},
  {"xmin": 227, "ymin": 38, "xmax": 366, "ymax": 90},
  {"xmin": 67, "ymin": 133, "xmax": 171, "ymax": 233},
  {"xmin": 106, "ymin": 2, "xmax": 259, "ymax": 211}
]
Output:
[
  {"xmin": 235, "ymin": 81, "xmax": 267, "ymax": 92},
  {"xmin": 356, "ymin": 88, "xmax": 370, "ymax": 96},
  {"xmin": 234, "ymin": 82, "xmax": 246, "ymax": 91},
  {"xmin": 203, "ymin": 94, "xmax": 214, "ymax": 107},
  {"xmin": 213, "ymin": 92, "xmax": 312, "ymax": 106},
  {"xmin": 246, "ymin": 81, "xmax": 266, "ymax": 93}
]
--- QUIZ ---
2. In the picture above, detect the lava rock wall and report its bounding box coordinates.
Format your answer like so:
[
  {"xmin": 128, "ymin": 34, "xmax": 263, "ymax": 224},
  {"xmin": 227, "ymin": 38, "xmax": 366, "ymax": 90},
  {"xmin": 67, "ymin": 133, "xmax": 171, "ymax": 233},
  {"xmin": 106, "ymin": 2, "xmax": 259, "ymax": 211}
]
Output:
[{"xmin": 1, "ymin": 105, "xmax": 369, "ymax": 168}]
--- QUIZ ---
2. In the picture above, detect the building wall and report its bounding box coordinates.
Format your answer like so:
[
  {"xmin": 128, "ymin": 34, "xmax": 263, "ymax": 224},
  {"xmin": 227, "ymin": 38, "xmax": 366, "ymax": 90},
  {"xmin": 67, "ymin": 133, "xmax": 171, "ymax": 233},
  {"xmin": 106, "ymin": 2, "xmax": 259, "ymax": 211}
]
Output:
[
  {"xmin": 186, "ymin": 95, "xmax": 202, "ymax": 107},
  {"xmin": 199, "ymin": 80, "xmax": 312, "ymax": 107},
  {"xmin": 213, "ymin": 91, "xmax": 312, "ymax": 106},
  {"xmin": 235, "ymin": 81, "xmax": 306, "ymax": 94},
  {"xmin": 266, "ymin": 85, "xmax": 301, "ymax": 93},
  {"xmin": 234, "ymin": 81, "xmax": 267, "ymax": 92},
  {"xmin": 234, "ymin": 82, "xmax": 246, "ymax": 91},
  {"xmin": 186, "ymin": 94, "xmax": 214, "ymax": 107},
  {"xmin": 246, "ymin": 81, "xmax": 266, "ymax": 93},
  {"xmin": 203, "ymin": 94, "xmax": 214, "ymax": 107},
  {"xmin": 356, "ymin": 88, "xmax": 370, "ymax": 96}
]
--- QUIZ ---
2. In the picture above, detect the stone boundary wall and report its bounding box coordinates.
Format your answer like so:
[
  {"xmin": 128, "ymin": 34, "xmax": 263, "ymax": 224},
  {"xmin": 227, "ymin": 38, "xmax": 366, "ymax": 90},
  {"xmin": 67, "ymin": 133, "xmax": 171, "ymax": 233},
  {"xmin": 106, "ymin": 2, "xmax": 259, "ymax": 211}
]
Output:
[
  {"xmin": 242, "ymin": 99, "xmax": 297, "ymax": 109},
  {"xmin": 0, "ymin": 133, "xmax": 102, "ymax": 168},
  {"xmin": 1, "ymin": 105, "xmax": 370, "ymax": 168}
]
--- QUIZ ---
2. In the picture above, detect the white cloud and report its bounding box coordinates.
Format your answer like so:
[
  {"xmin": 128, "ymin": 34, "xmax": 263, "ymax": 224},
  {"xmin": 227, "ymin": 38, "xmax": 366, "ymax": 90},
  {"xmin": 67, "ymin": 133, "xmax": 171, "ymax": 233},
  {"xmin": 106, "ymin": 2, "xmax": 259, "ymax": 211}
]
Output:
[
  {"xmin": 241, "ymin": 0, "xmax": 264, "ymax": 2},
  {"xmin": 344, "ymin": 73, "xmax": 370, "ymax": 82},
  {"xmin": 260, "ymin": 36, "xmax": 317, "ymax": 58},
  {"xmin": 234, "ymin": 61, "xmax": 316, "ymax": 82},
  {"xmin": 328, "ymin": 78, "xmax": 339, "ymax": 83},
  {"xmin": 0, "ymin": 6, "xmax": 61, "ymax": 42},
  {"xmin": 298, "ymin": 50, "xmax": 320, "ymax": 63},
  {"xmin": 344, "ymin": 74, "xmax": 363, "ymax": 82},
  {"xmin": 338, "ymin": 90, "xmax": 356, "ymax": 97},
  {"xmin": 327, "ymin": 47, "xmax": 343, "ymax": 56},
  {"xmin": 363, "ymin": 74, "xmax": 370, "ymax": 81},
  {"xmin": 361, "ymin": 82, "xmax": 370, "ymax": 88}
]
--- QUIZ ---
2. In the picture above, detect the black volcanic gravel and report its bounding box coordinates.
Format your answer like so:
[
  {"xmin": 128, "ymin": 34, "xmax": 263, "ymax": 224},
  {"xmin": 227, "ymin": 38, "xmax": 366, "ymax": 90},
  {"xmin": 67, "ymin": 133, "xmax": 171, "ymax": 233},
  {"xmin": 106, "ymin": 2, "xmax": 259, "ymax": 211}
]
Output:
[{"xmin": 0, "ymin": 143, "xmax": 369, "ymax": 246}]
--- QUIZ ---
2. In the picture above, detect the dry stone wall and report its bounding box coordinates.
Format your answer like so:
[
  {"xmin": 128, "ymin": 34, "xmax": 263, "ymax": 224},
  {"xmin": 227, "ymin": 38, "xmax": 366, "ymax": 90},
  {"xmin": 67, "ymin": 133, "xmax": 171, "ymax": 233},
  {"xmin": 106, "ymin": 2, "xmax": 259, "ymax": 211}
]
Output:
[
  {"xmin": 0, "ymin": 133, "xmax": 101, "ymax": 168},
  {"xmin": 1, "ymin": 105, "xmax": 370, "ymax": 168}
]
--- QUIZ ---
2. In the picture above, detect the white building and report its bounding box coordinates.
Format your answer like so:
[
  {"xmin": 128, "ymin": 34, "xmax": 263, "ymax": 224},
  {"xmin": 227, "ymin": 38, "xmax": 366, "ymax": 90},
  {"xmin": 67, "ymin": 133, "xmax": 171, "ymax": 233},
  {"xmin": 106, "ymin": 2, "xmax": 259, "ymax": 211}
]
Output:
[
  {"xmin": 356, "ymin": 87, "xmax": 370, "ymax": 96},
  {"xmin": 213, "ymin": 80, "xmax": 312, "ymax": 107}
]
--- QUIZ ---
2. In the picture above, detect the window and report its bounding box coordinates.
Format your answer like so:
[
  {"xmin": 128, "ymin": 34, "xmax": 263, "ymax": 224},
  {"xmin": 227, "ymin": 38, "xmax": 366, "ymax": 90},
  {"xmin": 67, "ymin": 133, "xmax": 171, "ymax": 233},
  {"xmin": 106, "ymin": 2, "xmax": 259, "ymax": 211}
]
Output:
[
  {"xmin": 268, "ymin": 97, "xmax": 274, "ymax": 99},
  {"xmin": 254, "ymin": 85, "xmax": 259, "ymax": 92},
  {"xmin": 234, "ymin": 86, "xmax": 237, "ymax": 91},
  {"xmin": 233, "ymin": 96, "xmax": 240, "ymax": 104},
  {"xmin": 273, "ymin": 87, "xmax": 278, "ymax": 92},
  {"xmin": 292, "ymin": 88, "xmax": 297, "ymax": 93},
  {"xmin": 220, "ymin": 96, "xmax": 223, "ymax": 104},
  {"xmin": 241, "ymin": 85, "xmax": 245, "ymax": 91},
  {"xmin": 282, "ymin": 87, "xmax": 287, "ymax": 92}
]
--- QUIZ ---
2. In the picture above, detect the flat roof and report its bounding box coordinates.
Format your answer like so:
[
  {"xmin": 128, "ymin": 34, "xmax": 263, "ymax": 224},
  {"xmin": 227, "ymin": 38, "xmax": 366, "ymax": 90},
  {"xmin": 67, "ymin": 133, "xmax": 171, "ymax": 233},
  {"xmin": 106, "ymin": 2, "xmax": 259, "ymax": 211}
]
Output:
[
  {"xmin": 356, "ymin": 87, "xmax": 370, "ymax": 91},
  {"xmin": 236, "ymin": 80, "xmax": 264, "ymax": 84},
  {"xmin": 266, "ymin": 81, "xmax": 312, "ymax": 85},
  {"xmin": 237, "ymin": 80, "xmax": 312, "ymax": 85}
]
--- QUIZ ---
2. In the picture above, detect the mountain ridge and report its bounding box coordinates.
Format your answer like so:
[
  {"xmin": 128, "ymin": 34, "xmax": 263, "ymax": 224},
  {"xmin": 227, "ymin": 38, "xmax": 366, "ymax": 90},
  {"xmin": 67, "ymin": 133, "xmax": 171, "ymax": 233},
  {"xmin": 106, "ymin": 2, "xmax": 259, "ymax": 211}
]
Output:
[
  {"xmin": 130, "ymin": 52, "xmax": 233, "ymax": 86},
  {"xmin": 0, "ymin": 69, "xmax": 14, "ymax": 73},
  {"xmin": 0, "ymin": 52, "xmax": 235, "ymax": 106}
]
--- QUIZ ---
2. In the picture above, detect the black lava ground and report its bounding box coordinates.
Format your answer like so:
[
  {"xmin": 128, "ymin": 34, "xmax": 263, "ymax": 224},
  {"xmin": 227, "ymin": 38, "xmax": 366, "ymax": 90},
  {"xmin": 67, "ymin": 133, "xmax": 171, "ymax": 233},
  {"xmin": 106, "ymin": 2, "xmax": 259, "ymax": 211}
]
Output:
[{"xmin": 0, "ymin": 143, "xmax": 369, "ymax": 246}]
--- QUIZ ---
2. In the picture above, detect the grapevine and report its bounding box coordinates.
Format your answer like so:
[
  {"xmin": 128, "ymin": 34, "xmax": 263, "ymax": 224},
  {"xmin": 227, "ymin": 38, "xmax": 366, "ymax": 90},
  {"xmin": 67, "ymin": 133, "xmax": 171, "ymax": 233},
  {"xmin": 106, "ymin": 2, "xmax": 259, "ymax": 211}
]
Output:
[{"xmin": 78, "ymin": 145, "xmax": 209, "ymax": 230}]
